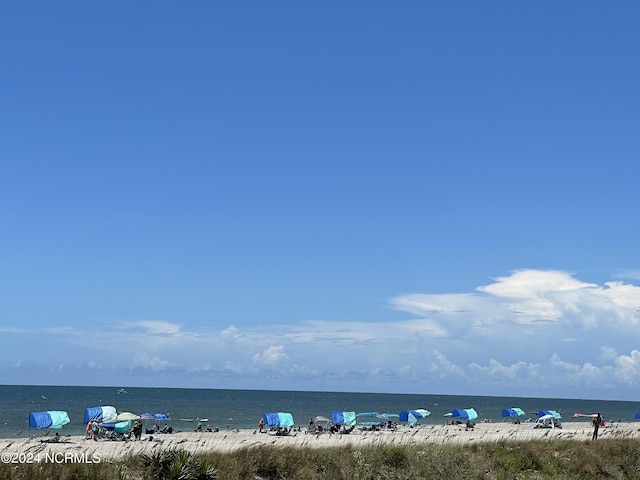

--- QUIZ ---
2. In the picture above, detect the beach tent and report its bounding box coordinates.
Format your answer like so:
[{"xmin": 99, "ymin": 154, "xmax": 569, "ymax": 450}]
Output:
[
  {"xmin": 399, "ymin": 409, "xmax": 431, "ymax": 426},
  {"xmin": 101, "ymin": 420, "xmax": 132, "ymax": 434},
  {"xmin": 538, "ymin": 410, "xmax": 561, "ymax": 419},
  {"xmin": 153, "ymin": 413, "xmax": 171, "ymax": 420},
  {"xmin": 331, "ymin": 411, "xmax": 356, "ymax": 426},
  {"xmin": 378, "ymin": 413, "xmax": 400, "ymax": 420},
  {"xmin": 634, "ymin": 412, "xmax": 640, "ymax": 420},
  {"xmin": 84, "ymin": 406, "xmax": 117, "ymax": 424},
  {"xmin": 535, "ymin": 414, "xmax": 558, "ymax": 429},
  {"xmin": 356, "ymin": 412, "xmax": 381, "ymax": 426},
  {"xmin": 263, "ymin": 412, "xmax": 294, "ymax": 428},
  {"xmin": 28, "ymin": 411, "xmax": 70, "ymax": 430},
  {"xmin": 502, "ymin": 408, "xmax": 526, "ymax": 418},
  {"xmin": 452, "ymin": 408, "xmax": 478, "ymax": 421}
]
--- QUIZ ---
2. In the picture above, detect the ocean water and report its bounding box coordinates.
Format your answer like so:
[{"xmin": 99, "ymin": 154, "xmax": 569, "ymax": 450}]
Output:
[{"xmin": 1, "ymin": 385, "xmax": 638, "ymax": 439}]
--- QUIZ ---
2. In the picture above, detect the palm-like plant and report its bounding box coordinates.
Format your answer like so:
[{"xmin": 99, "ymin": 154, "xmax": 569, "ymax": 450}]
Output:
[{"xmin": 140, "ymin": 449, "xmax": 218, "ymax": 480}]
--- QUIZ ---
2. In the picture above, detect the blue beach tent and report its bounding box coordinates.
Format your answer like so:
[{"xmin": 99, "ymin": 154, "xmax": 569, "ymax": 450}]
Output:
[
  {"xmin": 356, "ymin": 411, "xmax": 381, "ymax": 426},
  {"xmin": 502, "ymin": 408, "xmax": 526, "ymax": 418},
  {"xmin": 101, "ymin": 420, "xmax": 132, "ymax": 434},
  {"xmin": 331, "ymin": 411, "xmax": 356, "ymax": 426},
  {"xmin": 263, "ymin": 412, "xmax": 294, "ymax": 428},
  {"xmin": 538, "ymin": 410, "xmax": 562, "ymax": 419},
  {"xmin": 634, "ymin": 412, "xmax": 640, "ymax": 420},
  {"xmin": 84, "ymin": 406, "xmax": 117, "ymax": 424},
  {"xmin": 29, "ymin": 411, "xmax": 70, "ymax": 429},
  {"xmin": 399, "ymin": 409, "xmax": 431, "ymax": 426},
  {"xmin": 452, "ymin": 408, "xmax": 478, "ymax": 421}
]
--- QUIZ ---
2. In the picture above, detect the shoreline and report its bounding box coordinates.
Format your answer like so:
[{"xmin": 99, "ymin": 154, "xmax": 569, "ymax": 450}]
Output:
[{"xmin": 1, "ymin": 423, "xmax": 636, "ymax": 460}]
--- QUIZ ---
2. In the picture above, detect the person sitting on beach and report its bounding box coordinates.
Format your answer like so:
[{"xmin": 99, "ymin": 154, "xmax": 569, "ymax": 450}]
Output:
[{"xmin": 205, "ymin": 425, "xmax": 212, "ymax": 432}]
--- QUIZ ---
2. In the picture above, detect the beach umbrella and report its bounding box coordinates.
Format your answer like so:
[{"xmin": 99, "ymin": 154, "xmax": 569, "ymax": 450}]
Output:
[
  {"xmin": 84, "ymin": 406, "xmax": 117, "ymax": 424},
  {"xmin": 101, "ymin": 420, "xmax": 132, "ymax": 434},
  {"xmin": 634, "ymin": 412, "xmax": 640, "ymax": 420},
  {"xmin": 538, "ymin": 410, "xmax": 561, "ymax": 419},
  {"xmin": 29, "ymin": 411, "xmax": 70, "ymax": 430},
  {"xmin": 501, "ymin": 408, "xmax": 526, "ymax": 418},
  {"xmin": 314, "ymin": 416, "xmax": 331, "ymax": 423},
  {"xmin": 378, "ymin": 413, "xmax": 400, "ymax": 420},
  {"xmin": 263, "ymin": 412, "xmax": 294, "ymax": 428},
  {"xmin": 356, "ymin": 412, "xmax": 380, "ymax": 426},
  {"xmin": 331, "ymin": 411, "xmax": 356, "ymax": 426},
  {"xmin": 536, "ymin": 414, "xmax": 557, "ymax": 429},
  {"xmin": 116, "ymin": 412, "xmax": 140, "ymax": 421},
  {"xmin": 399, "ymin": 409, "xmax": 431, "ymax": 425},
  {"xmin": 140, "ymin": 412, "xmax": 155, "ymax": 428},
  {"xmin": 154, "ymin": 413, "xmax": 171, "ymax": 420},
  {"xmin": 452, "ymin": 408, "xmax": 478, "ymax": 421}
]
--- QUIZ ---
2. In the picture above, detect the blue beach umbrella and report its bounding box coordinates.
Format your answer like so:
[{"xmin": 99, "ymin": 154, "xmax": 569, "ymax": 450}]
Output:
[
  {"xmin": 399, "ymin": 409, "xmax": 431, "ymax": 425},
  {"xmin": 154, "ymin": 413, "xmax": 171, "ymax": 420},
  {"xmin": 538, "ymin": 410, "xmax": 561, "ymax": 419},
  {"xmin": 263, "ymin": 412, "xmax": 294, "ymax": 428},
  {"xmin": 29, "ymin": 411, "xmax": 70, "ymax": 430},
  {"xmin": 84, "ymin": 406, "xmax": 117, "ymax": 424},
  {"xmin": 101, "ymin": 420, "xmax": 132, "ymax": 434},
  {"xmin": 452, "ymin": 408, "xmax": 478, "ymax": 421},
  {"xmin": 331, "ymin": 411, "xmax": 356, "ymax": 426},
  {"xmin": 501, "ymin": 408, "xmax": 526, "ymax": 418}
]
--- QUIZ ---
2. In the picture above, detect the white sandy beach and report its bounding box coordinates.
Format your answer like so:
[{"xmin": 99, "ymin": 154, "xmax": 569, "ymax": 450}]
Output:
[{"xmin": 1, "ymin": 423, "xmax": 638, "ymax": 461}]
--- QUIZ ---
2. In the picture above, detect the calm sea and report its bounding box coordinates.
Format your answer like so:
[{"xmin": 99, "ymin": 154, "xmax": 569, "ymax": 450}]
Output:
[{"xmin": 1, "ymin": 385, "xmax": 638, "ymax": 438}]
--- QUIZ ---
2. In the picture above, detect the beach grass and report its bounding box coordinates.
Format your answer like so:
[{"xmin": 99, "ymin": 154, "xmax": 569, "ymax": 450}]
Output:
[{"xmin": 2, "ymin": 439, "xmax": 640, "ymax": 480}]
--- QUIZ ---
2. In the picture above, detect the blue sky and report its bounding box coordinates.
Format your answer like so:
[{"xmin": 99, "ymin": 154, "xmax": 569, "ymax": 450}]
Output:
[{"xmin": 1, "ymin": 1, "xmax": 639, "ymax": 400}]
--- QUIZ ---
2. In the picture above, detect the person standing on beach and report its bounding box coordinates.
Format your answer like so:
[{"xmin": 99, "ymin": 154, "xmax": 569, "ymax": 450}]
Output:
[{"xmin": 592, "ymin": 413, "xmax": 602, "ymax": 440}]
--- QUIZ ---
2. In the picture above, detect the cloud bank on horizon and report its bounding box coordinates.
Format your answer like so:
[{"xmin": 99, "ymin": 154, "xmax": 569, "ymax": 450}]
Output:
[{"xmin": 5, "ymin": 269, "xmax": 640, "ymax": 400}]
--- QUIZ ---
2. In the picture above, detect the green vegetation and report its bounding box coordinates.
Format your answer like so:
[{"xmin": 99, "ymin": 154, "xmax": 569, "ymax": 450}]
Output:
[{"xmin": 2, "ymin": 439, "xmax": 640, "ymax": 479}]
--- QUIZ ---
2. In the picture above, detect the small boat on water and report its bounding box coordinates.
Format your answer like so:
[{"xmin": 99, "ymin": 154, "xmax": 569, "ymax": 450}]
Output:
[
  {"xmin": 179, "ymin": 417, "xmax": 209, "ymax": 422},
  {"xmin": 117, "ymin": 388, "xmax": 127, "ymax": 394}
]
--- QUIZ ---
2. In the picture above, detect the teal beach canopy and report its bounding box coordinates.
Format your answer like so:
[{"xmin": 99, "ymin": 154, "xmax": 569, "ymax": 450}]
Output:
[
  {"xmin": 84, "ymin": 406, "xmax": 117, "ymax": 424},
  {"xmin": 502, "ymin": 408, "xmax": 526, "ymax": 417},
  {"xmin": 331, "ymin": 411, "xmax": 356, "ymax": 426},
  {"xmin": 452, "ymin": 408, "xmax": 478, "ymax": 421},
  {"xmin": 538, "ymin": 410, "xmax": 561, "ymax": 419},
  {"xmin": 263, "ymin": 412, "xmax": 294, "ymax": 428},
  {"xmin": 101, "ymin": 420, "xmax": 132, "ymax": 434},
  {"xmin": 29, "ymin": 411, "xmax": 70, "ymax": 429},
  {"xmin": 399, "ymin": 409, "xmax": 431, "ymax": 425}
]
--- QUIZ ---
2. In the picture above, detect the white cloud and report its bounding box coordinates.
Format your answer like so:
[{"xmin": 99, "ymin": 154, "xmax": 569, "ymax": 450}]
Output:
[
  {"xmin": 613, "ymin": 350, "xmax": 640, "ymax": 384},
  {"xmin": 469, "ymin": 359, "xmax": 541, "ymax": 381},
  {"xmin": 253, "ymin": 345, "xmax": 288, "ymax": 365},
  {"xmin": 132, "ymin": 354, "xmax": 175, "ymax": 371},
  {"xmin": 2, "ymin": 269, "xmax": 640, "ymax": 398},
  {"xmin": 122, "ymin": 320, "xmax": 183, "ymax": 335}
]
